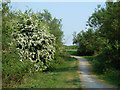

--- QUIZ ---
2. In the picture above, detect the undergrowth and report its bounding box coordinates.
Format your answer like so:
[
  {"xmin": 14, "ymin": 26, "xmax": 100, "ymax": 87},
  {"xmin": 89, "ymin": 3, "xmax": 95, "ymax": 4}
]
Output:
[{"xmin": 84, "ymin": 56, "xmax": 120, "ymax": 88}]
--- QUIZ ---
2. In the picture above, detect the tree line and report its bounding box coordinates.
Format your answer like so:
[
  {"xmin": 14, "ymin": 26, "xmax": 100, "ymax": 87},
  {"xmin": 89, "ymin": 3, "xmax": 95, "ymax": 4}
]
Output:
[{"xmin": 73, "ymin": 1, "xmax": 120, "ymax": 74}]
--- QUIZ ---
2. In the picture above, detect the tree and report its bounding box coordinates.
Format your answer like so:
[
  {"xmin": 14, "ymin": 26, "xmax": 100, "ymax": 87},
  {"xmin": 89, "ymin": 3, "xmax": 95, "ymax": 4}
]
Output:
[
  {"xmin": 73, "ymin": 1, "xmax": 120, "ymax": 71},
  {"xmin": 86, "ymin": 1, "xmax": 120, "ymax": 70}
]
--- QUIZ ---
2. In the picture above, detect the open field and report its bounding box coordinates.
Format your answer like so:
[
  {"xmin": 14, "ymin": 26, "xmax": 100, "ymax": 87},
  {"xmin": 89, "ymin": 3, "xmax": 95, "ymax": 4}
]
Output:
[{"xmin": 65, "ymin": 49, "xmax": 78, "ymax": 56}]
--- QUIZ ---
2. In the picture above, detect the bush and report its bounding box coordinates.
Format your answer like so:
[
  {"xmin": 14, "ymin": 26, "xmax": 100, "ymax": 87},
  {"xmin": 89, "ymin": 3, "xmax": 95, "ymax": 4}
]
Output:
[
  {"xmin": 12, "ymin": 11, "xmax": 56, "ymax": 71},
  {"xmin": 104, "ymin": 69, "xmax": 120, "ymax": 87},
  {"xmin": 2, "ymin": 45, "xmax": 33, "ymax": 87}
]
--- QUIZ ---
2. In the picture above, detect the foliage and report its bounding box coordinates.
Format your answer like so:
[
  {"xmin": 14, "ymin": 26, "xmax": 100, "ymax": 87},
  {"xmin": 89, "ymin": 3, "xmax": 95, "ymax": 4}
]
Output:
[
  {"xmin": 12, "ymin": 10, "xmax": 56, "ymax": 71},
  {"xmin": 2, "ymin": 2, "xmax": 64, "ymax": 87},
  {"xmin": 87, "ymin": 1, "xmax": 120, "ymax": 71},
  {"xmin": 2, "ymin": 45, "xmax": 33, "ymax": 87},
  {"xmin": 2, "ymin": 1, "xmax": 11, "ymax": 51},
  {"xmin": 73, "ymin": 2, "xmax": 120, "ymax": 88},
  {"xmin": 84, "ymin": 56, "xmax": 120, "ymax": 88},
  {"xmin": 73, "ymin": 29, "xmax": 98, "ymax": 56},
  {"xmin": 73, "ymin": 1, "xmax": 120, "ymax": 71},
  {"xmin": 38, "ymin": 10, "xmax": 64, "ymax": 64}
]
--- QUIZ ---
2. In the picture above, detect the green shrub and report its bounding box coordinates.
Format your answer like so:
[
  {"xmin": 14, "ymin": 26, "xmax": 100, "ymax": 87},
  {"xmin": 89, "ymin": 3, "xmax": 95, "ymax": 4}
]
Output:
[
  {"xmin": 2, "ymin": 45, "xmax": 33, "ymax": 87},
  {"xmin": 104, "ymin": 69, "xmax": 120, "ymax": 87}
]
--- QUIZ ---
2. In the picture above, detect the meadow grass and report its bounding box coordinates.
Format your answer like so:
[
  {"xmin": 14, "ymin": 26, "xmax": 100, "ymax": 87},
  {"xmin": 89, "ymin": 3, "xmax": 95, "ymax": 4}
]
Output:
[{"xmin": 14, "ymin": 56, "xmax": 81, "ymax": 88}]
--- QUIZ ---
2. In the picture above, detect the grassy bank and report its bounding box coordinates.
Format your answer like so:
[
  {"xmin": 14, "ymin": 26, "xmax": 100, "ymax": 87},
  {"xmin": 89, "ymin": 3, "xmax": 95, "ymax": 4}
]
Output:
[
  {"xmin": 83, "ymin": 56, "xmax": 120, "ymax": 88},
  {"xmin": 12, "ymin": 55, "xmax": 81, "ymax": 88}
]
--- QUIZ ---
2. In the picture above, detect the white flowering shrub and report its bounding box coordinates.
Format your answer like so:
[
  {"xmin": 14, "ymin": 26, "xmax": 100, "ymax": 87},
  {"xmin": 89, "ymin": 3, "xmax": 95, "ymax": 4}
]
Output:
[{"xmin": 12, "ymin": 12, "xmax": 56, "ymax": 71}]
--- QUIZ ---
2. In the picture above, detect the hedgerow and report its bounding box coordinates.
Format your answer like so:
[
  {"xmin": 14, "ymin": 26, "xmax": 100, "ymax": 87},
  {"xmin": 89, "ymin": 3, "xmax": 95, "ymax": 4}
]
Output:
[{"xmin": 2, "ymin": 2, "xmax": 64, "ymax": 87}]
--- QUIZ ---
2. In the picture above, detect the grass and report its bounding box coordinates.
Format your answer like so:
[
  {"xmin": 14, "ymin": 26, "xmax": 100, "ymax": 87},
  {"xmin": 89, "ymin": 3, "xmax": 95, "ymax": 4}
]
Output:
[
  {"xmin": 83, "ymin": 56, "xmax": 120, "ymax": 88},
  {"xmin": 14, "ymin": 56, "xmax": 81, "ymax": 88},
  {"xmin": 65, "ymin": 49, "xmax": 78, "ymax": 56},
  {"xmin": 2, "ymin": 45, "xmax": 82, "ymax": 88}
]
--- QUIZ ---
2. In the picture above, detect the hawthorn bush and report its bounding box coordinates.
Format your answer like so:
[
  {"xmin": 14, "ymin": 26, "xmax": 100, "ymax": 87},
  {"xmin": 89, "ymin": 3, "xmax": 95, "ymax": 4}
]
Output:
[{"xmin": 12, "ymin": 11, "xmax": 56, "ymax": 71}]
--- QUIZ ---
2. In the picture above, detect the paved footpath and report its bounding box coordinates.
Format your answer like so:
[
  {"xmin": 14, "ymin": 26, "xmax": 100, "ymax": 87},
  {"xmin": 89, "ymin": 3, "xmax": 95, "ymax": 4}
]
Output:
[{"xmin": 71, "ymin": 55, "xmax": 117, "ymax": 89}]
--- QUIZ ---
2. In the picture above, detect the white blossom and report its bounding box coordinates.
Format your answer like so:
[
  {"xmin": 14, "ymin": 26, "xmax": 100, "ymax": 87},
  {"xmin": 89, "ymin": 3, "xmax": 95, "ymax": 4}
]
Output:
[{"xmin": 12, "ymin": 14, "xmax": 56, "ymax": 71}]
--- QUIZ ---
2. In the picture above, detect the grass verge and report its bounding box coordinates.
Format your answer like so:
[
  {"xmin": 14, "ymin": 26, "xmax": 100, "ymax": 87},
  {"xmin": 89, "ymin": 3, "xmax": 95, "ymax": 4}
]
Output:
[
  {"xmin": 83, "ymin": 56, "xmax": 120, "ymax": 88},
  {"xmin": 14, "ymin": 55, "xmax": 81, "ymax": 88}
]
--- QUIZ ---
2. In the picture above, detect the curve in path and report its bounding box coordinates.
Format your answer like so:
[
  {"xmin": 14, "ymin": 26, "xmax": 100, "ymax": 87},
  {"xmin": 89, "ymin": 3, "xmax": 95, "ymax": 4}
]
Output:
[{"xmin": 71, "ymin": 55, "xmax": 116, "ymax": 88}]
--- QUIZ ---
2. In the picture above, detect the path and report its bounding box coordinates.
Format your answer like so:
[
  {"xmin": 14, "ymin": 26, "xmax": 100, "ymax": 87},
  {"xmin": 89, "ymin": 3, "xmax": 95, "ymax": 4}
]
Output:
[{"xmin": 71, "ymin": 55, "xmax": 116, "ymax": 88}]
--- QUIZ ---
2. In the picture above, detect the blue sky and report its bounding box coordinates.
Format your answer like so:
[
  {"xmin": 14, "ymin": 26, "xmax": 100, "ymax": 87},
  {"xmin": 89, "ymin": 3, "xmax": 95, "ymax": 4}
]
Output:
[{"xmin": 11, "ymin": 2, "xmax": 105, "ymax": 46}]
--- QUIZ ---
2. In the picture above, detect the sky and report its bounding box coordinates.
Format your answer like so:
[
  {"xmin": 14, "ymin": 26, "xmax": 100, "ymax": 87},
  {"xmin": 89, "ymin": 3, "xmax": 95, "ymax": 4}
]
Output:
[{"xmin": 10, "ymin": 2, "xmax": 105, "ymax": 46}]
